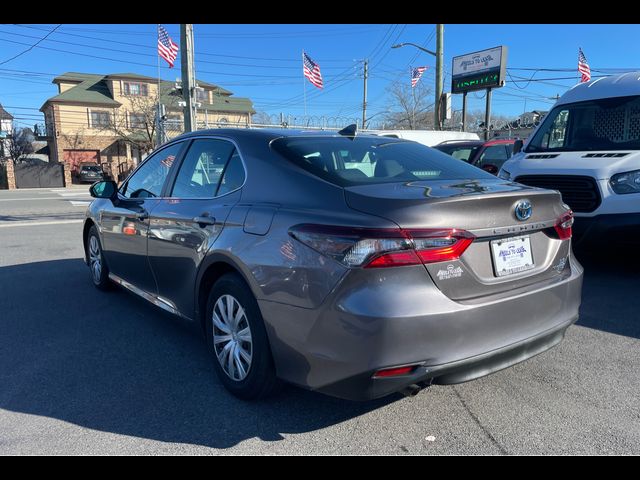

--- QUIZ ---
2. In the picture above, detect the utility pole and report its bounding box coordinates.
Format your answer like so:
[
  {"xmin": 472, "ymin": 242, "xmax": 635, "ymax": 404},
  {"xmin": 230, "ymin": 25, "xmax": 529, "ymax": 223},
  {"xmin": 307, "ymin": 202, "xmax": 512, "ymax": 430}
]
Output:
[
  {"xmin": 362, "ymin": 59, "xmax": 368, "ymax": 129},
  {"xmin": 435, "ymin": 24, "xmax": 444, "ymax": 131},
  {"xmin": 484, "ymin": 88, "xmax": 493, "ymax": 141},
  {"xmin": 180, "ymin": 24, "xmax": 196, "ymax": 133},
  {"xmin": 462, "ymin": 92, "xmax": 467, "ymax": 132},
  {"xmin": 156, "ymin": 104, "xmax": 166, "ymax": 146}
]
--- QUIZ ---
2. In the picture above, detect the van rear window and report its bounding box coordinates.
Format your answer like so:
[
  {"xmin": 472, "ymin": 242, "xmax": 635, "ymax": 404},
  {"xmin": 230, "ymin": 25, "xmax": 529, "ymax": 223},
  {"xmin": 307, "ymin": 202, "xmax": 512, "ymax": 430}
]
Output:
[{"xmin": 271, "ymin": 136, "xmax": 493, "ymax": 187}]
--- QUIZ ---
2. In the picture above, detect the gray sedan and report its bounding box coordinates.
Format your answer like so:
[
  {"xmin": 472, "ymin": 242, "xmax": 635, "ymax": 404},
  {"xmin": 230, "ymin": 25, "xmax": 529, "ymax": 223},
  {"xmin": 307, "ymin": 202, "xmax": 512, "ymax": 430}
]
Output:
[{"xmin": 84, "ymin": 128, "xmax": 583, "ymax": 401}]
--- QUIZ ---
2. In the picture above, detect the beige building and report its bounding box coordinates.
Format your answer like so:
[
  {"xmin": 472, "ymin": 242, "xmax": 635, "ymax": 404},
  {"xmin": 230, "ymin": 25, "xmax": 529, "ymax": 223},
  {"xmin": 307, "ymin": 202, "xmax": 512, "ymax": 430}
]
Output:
[{"xmin": 40, "ymin": 72, "xmax": 255, "ymax": 181}]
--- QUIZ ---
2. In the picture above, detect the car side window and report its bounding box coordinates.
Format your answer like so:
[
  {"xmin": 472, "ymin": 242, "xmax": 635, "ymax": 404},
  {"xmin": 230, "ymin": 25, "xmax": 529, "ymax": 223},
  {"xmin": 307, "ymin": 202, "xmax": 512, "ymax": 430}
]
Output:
[
  {"xmin": 121, "ymin": 143, "xmax": 182, "ymax": 199},
  {"xmin": 504, "ymin": 145, "xmax": 514, "ymax": 159},
  {"xmin": 170, "ymin": 139, "xmax": 237, "ymax": 198},
  {"xmin": 217, "ymin": 151, "xmax": 246, "ymax": 196},
  {"xmin": 477, "ymin": 145, "xmax": 509, "ymax": 169}
]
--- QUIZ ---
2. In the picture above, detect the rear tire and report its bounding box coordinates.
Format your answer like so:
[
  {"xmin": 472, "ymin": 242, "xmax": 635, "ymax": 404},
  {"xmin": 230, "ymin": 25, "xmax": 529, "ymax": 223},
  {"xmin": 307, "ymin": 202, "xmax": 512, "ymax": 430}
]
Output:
[
  {"xmin": 87, "ymin": 225, "xmax": 111, "ymax": 290},
  {"xmin": 205, "ymin": 273, "xmax": 281, "ymax": 400}
]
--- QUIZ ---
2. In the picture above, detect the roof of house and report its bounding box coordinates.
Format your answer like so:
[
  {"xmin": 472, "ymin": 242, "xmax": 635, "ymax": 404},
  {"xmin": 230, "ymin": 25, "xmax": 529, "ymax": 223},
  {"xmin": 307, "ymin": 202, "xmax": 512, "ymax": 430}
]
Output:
[
  {"xmin": 44, "ymin": 73, "xmax": 121, "ymax": 108},
  {"xmin": 0, "ymin": 103, "xmax": 14, "ymax": 120},
  {"xmin": 157, "ymin": 81, "xmax": 254, "ymax": 114},
  {"xmin": 42, "ymin": 72, "xmax": 247, "ymax": 112}
]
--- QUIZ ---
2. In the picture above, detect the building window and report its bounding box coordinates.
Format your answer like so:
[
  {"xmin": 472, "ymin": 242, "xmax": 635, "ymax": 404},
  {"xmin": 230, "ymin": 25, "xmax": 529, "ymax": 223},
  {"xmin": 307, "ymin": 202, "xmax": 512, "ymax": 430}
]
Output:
[
  {"xmin": 129, "ymin": 113, "xmax": 146, "ymax": 129},
  {"xmin": 196, "ymin": 88, "xmax": 209, "ymax": 103},
  {"xmin": 123, "ymin": 82, "xmax": 148, "ymax": 97},
  {"xmin": 91, "ymin": 111, "xmax": 111, "ymax": 128}
]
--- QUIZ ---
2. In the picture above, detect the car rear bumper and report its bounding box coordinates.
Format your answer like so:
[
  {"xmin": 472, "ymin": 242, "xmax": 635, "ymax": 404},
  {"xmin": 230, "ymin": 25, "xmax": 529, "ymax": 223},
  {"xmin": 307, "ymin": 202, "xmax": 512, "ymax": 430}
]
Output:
[
  {"xmin": 259, "ymin": 255, "xmax": 584, "ymax": 401},
  {"xmin": 315, "ymin": 315, "xmax": 576, "ymax": 401}
]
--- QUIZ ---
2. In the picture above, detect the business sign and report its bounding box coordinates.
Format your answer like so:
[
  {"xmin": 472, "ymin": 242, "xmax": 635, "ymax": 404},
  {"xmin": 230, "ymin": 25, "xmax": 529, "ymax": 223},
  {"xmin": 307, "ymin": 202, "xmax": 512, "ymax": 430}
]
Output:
[{"xmin": 451, "ymin": 46, "xmax": 507, "ymax": 94}]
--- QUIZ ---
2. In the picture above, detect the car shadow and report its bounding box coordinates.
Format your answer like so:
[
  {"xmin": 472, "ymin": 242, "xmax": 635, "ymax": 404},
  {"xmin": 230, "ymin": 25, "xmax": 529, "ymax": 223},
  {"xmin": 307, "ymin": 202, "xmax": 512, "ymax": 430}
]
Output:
[
  {"xmin": 0, "ymin": 258, "xmax": 399, "ymax": 449},
  {"xmin": 573, "ymin": 246, "xmax": 640, "ymax": 340}
]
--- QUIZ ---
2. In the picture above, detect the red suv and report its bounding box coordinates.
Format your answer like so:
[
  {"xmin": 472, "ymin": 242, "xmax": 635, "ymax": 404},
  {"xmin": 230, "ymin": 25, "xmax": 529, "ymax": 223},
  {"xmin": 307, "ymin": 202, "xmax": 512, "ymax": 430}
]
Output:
[{"xmin": 434, "ymin": 138, "xmax": 516, "ymax": 175}]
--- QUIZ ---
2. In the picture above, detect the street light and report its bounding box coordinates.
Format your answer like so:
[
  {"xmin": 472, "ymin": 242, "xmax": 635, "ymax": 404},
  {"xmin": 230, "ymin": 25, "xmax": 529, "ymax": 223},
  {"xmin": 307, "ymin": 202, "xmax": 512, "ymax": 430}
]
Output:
[
  {"xmin": 391, "ymin": 43, "xmax": 437, "ymax": 57},
  {"xmin": 390, "ymin": 25, "xmax": 444, "ymax": 131}
]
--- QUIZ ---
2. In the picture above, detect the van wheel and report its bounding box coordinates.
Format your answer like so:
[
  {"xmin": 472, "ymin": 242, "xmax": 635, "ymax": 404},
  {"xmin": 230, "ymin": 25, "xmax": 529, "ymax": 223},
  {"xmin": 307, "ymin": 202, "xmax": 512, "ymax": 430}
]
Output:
[{"xmin": 205, "ymin": 273, "xmax": 281, "ymax": 400}]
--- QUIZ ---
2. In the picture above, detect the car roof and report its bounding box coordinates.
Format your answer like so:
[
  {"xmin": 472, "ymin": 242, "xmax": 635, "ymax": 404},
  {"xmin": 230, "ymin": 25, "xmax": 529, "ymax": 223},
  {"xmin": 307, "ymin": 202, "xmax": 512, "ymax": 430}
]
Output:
[
  {"xmin": 168, "ymin": 127, "xmax": 393, "ymax": 142},
  {"xmin": 557, "ymin": 71, "xmax": 640, "ymax": 106},
  {"xmin": 436, "ymin": 138, "xmax": 515, "ymax": 148},
  {"xmin": 484, "ymin": 138, "xmax": 516, "ymax": 146}
]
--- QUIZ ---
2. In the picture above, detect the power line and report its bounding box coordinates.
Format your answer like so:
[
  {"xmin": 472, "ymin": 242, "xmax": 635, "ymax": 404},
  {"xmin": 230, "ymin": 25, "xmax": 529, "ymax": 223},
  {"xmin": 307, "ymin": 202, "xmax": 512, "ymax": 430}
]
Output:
[{"xmin": 0, "ymin": 24, "xmax": 61, "ymax": 66}]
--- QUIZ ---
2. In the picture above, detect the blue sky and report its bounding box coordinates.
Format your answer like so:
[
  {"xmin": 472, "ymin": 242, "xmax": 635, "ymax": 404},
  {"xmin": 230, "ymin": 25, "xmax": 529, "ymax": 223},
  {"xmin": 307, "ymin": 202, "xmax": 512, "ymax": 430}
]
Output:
[{"xmin": 1, "ymin": 23, "xmax": 639, "ymax": 130}]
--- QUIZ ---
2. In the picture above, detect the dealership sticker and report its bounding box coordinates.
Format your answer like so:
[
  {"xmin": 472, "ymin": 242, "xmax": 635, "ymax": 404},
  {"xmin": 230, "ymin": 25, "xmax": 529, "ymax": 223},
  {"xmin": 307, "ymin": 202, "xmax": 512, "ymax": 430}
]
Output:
[{"xmin": 436, "ymin": 264, "xmax": 463, "ymax": 280}]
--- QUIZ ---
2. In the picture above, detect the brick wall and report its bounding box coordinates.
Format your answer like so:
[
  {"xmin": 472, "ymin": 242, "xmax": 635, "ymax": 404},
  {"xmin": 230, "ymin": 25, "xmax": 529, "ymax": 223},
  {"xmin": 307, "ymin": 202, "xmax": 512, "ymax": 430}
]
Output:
[{"xmin": 5, "ymin": 160, "xmax": 16, "ymax": 190}]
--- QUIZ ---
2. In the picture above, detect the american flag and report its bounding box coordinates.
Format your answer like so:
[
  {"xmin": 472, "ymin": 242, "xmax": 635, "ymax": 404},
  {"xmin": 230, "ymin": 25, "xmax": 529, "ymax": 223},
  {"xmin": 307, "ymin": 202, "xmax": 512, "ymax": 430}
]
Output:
[
  {"xmin": 158, "ymin": 25, "xmax": 179, "ymax": 68},
  {"xmin": 578, "ymin": 48, "xmax": 591, "ymax": 83},
  {"xmin": 303, "ymin": 52, "xmax": 323, "ymax": 89},
  {"xmin": 411, "ymin": 66, "xmax": 427, "ymax": 88}
]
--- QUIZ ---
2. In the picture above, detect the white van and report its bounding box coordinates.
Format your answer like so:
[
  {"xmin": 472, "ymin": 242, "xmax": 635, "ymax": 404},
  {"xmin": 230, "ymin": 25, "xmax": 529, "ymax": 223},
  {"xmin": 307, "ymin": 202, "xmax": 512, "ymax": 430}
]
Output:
[
  {"xmin": 499, "ymin": 72, "xmax": 640, "ymax": 243},
  {"xmin": 367, "ymin": 129, "xmax": 479, "ymax": 147}
]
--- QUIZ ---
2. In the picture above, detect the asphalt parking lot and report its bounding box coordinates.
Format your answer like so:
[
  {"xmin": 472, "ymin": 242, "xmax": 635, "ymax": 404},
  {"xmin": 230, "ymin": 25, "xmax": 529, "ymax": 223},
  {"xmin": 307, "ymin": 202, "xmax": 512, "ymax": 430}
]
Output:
[{"xmin": 0, "ymin": 187, "xmax": 639, "ymax": 455}]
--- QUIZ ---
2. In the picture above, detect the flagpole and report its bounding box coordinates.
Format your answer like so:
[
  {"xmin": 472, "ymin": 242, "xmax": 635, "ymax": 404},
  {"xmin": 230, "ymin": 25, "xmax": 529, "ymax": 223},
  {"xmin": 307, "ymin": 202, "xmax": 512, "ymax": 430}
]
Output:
[
  {"xmin": 156, "ymin": 24, "xmax": 162, "ymax": 147},
  {"xmin": 302, "ymin": 50, "xmax": 307, "ymax": 119}
]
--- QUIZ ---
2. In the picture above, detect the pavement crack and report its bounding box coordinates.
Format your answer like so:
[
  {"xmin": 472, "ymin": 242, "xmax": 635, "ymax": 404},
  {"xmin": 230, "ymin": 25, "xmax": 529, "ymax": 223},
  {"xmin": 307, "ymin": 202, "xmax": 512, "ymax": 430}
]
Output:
[{"xmin": 453, "ymin": 386, "xmax": 508, "ymax": 455}]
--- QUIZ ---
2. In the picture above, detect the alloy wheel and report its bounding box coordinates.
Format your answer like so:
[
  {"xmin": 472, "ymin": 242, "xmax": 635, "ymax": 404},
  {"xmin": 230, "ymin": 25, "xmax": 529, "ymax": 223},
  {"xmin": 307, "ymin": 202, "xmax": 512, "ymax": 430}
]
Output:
[{"xmin": 88, "ymin": 235, "xmax": 102, "ymax": 284}]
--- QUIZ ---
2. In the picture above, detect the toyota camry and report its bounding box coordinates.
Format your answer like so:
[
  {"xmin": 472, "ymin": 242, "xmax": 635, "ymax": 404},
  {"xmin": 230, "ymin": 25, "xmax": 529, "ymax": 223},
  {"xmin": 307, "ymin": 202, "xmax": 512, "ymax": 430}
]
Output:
[{"xmin": 83, "ymin": 127, "xmax": 583, "ymax": 401}]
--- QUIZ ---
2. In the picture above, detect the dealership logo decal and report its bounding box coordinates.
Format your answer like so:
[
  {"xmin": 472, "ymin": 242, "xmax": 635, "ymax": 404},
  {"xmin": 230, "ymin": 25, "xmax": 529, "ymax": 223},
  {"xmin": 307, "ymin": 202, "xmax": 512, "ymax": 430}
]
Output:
[
  {"xmin": 497, "ymin": 242, "xmax": 528, "ymax": 259},
  {"xmin": 553, "ymin": 257, "xmax": 568, "ymax": 273},
  {"xmin": 437, "ymin": 264, "xmax": 464, "ymax": 280}
]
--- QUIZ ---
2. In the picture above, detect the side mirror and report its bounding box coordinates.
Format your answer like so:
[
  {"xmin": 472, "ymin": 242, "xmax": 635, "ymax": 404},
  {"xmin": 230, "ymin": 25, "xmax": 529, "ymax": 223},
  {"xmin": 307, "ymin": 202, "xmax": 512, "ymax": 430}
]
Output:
[
  {"xmin": 513, "ymin": 139, "xmax": 524, "ymax": 155},
  {"xmin": 481, "ymin": 164, "xmax": 498, "ymax": 175},
  {"xmin": 89, "ymin": 180, "xmax": 118, "ymax": 200}
]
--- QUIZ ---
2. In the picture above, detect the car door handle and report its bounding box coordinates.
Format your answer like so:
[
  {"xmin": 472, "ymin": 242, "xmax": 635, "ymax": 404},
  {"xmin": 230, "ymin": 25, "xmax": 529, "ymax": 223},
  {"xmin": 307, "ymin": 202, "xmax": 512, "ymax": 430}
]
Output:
[{"xmin": 193, "ymin": 216, "xmax": 216, "ymax": 227}]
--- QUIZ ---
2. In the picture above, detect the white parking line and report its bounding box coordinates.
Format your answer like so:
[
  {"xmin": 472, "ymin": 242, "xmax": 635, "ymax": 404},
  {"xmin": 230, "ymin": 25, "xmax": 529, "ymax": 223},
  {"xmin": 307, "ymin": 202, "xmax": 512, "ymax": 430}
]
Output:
[
  {"xmin": 70, "ymin": 201, "xmax": 91, "ymax": 206},
  {"xmin": 58, "ymin": 192, "xmax": 91, "ymax": 197},
  {"xmin": 0, "ymin": 219, "xmax": 83, "ymax": 228},
  {"xmin": 0, "ymin": 197, "xmax": 70, "ymax": 202}
]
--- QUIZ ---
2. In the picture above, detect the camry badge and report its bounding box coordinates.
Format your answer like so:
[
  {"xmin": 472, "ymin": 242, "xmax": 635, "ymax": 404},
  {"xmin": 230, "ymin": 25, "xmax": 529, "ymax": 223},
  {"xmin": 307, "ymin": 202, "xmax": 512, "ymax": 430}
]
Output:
[{"xmin": 514, "ymin": 200, "xmax": 532, "ymax": 221}]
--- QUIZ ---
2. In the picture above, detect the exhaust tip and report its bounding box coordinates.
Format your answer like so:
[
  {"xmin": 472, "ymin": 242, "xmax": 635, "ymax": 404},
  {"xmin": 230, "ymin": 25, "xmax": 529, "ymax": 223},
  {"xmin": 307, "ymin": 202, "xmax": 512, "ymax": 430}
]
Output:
[{"xmin": 401, "ymin": 384, "xmax": 422, "ymax": 397}]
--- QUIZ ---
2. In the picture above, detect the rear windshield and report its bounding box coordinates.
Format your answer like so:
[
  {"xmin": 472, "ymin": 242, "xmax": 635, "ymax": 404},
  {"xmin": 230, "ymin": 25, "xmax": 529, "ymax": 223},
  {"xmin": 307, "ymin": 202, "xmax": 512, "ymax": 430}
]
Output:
[
  {"xmin": 271, "ymin": 136, "xmax": 493, "ymax": 187},
  {"xmin": 81, "ymin": 166, "xmax": 101, "ymax": 172},
  {"xmin": 435, "ymin": 144, "xmax": 481, "ymax": 162}
]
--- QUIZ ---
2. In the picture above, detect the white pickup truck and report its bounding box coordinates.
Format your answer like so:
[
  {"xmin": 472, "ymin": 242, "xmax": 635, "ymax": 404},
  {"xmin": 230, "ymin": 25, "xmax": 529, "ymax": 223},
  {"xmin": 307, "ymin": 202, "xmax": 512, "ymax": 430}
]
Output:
[{"xmin": 499, "ymin": 72, "xmax": 640, "ymax": 245}]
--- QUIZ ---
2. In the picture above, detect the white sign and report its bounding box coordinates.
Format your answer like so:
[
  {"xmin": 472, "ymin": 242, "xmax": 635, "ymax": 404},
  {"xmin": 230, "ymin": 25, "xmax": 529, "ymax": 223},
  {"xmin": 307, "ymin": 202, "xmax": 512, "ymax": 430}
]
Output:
[{"xmin": 452, "ymin": 47, "xmax": 504, "ymax": 77}]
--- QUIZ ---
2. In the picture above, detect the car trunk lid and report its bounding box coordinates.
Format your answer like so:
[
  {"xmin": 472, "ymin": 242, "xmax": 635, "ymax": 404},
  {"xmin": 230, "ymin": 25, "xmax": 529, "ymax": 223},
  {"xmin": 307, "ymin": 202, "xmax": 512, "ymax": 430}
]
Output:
[{"xmin": 344, "ymin": 179, "xmax": 573, "ymax": 300}]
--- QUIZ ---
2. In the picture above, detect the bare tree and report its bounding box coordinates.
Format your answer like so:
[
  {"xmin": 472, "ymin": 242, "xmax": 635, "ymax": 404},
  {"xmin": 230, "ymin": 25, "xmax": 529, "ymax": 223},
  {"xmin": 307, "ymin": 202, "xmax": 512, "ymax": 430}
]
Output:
[
  {"xmin": 252, "ymin": 110, "xmax": 274, "ymax": 126},
  {"xmin": 7, "ymin": 127, "xmax": 35, "ymax": 164},
  {"xmin": 383, "ymin": 81, "xmax": 435, "ymax": 130},
  {"xmin": 100, "ymin": 96, "xmax": 160, "ymax": 154}
]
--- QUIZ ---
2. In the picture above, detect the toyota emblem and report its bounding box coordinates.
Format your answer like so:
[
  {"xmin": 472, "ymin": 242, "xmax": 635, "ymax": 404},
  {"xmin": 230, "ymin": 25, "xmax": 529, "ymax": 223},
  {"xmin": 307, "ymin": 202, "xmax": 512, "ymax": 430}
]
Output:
[{"xmin": 514, "ymin": 200, "xmax": 532, "ymax": 221}]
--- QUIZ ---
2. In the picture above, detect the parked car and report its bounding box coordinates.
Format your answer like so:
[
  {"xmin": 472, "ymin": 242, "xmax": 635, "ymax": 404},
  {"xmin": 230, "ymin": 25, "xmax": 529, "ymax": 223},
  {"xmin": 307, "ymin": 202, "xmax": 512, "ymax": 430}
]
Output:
[
  {"xmin": 368, "ymin": 129, "xmax": 480, "ymax": 147},
  {"xmin": 83, "ymin": 128, "xmax": 583, "ymax": 401},
  {"xmin": 499, "ymin": 71, "xmax": 640, "ymax": 245},
  {"xmin": 76, "ymin": 163, "xmax": 105, "ymax": 183},
  {"xmin": 434, "ymin": 138, "xmax": 516, "ymax": 175}
]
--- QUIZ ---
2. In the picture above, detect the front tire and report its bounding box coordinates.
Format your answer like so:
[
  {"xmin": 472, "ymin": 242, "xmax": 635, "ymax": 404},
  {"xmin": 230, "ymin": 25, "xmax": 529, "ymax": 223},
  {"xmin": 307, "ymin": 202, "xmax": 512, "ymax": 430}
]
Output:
[
  {"xmin": 87, "ymin": 225, "xmax": 111, "ymax": 290},
  {"xmin": 205, "ymin": 273, "xmax": 281, "ymax": 400}
]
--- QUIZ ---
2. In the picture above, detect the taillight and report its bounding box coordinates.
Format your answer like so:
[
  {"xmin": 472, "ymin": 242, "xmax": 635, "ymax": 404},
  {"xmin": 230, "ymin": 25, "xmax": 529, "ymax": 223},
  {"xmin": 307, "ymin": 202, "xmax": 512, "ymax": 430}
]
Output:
[
  {"xmin": 554, "ymin": 211, "xmax": 574, "ymax": 240},
  {"xmin": 288, "ymin": 225, "xmax": 474, "ymax": 268},
  {"xmin": 373, "ymin": 365, "xmax": 418, "ymax": 378}
]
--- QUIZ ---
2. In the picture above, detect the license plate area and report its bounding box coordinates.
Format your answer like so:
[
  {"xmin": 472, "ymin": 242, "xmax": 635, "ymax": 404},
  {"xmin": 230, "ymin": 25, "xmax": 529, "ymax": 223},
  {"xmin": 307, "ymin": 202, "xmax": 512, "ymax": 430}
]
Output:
[{"xmin": 491, "ymin": 235, "xmax": 535, "ymax": 277}]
